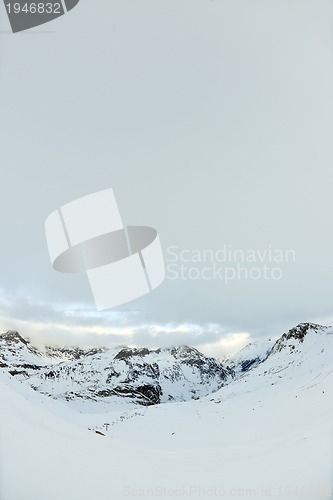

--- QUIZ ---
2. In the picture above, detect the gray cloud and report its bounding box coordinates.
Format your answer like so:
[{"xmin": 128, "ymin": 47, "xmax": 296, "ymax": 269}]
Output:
[
  {"xmin": 0, "ymin": 292, "xmax": 251, "ymax": 357},
  {"xmin": 0, "ymin": 0, "xmax": 332, "ymax": 347}
]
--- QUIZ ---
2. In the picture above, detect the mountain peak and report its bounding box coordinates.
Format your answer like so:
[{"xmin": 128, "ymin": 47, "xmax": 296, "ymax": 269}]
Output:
[
  {"xmin": 113, "ymin": 347, "xmax": 151, "ymax": 360},
  {"xmin": 263, "ymin": 322, "xmax": 330, "ymax": 361},
  {"xmin": 0, "ymin": 330, "xmax": 29, "ymax": 345},
  {"xmin": 285, "ymin": 322, "xmax": 325, "ymax": 341}
]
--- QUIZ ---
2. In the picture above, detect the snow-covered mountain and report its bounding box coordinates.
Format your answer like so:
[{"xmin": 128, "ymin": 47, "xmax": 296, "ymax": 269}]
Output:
[
  {"xmin": 226, "ymin": 335, "xmax": 276, "ymax": 373},
  {"xmin": 0, "ymin": 331, "xmax": 233, "ymax": 410},
  {"xmin": 1, "ymin": 322, "xmax": 332, "ymax": 413},
  {"xmin": 228, "ymin": 322, "xmax": 333, "ymax": 379}
]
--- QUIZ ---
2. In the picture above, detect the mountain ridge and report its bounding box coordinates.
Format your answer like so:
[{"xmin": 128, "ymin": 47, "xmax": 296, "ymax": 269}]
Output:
[
  {"xmin": 0, "ymin": 330, "xmax": 234, "ymax": 409},
  {"xmin": 0, "ymin": 322, "xmax": 332, "ymax": 411}
]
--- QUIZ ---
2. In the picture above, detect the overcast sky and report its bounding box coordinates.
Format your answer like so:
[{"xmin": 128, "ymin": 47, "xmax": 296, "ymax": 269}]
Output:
[{"xmin": 0, "ymin": 0, "xmax": 333, "ymax": 356}]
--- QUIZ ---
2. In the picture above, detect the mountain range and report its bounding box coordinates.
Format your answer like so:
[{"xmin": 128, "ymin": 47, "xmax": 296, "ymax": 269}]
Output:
[
  {"xmin": 0, "ymin": 322, "xmax": 331, "ymax": 411},
  {"xmin": 0, "ymin": 330, "xmax": 234, "ymax": 410}
]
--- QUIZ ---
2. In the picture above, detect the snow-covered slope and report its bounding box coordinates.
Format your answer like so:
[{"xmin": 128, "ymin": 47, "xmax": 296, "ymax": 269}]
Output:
[
  {"xmin": 235, "ymin": 322, "xmax": 333, "ymax": 390},
  {"xmin": 227, "ymin": 336, "xmax": 276, "ymax": 373},
  {"xmin": 0, "ymin": 322, "xmax": 332, "ymax": 500}
]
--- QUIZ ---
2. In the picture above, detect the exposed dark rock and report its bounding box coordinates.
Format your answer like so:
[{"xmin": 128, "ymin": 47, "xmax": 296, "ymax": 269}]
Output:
[{"xmin": 114, "ymin": 347, "xmax": 150, "ymax": 360}]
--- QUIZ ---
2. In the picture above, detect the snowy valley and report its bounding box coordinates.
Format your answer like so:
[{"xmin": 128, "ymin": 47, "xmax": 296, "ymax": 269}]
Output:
[{"xmin": 0, "ymin": 322, "xmax": 332, "ymax": 500}]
